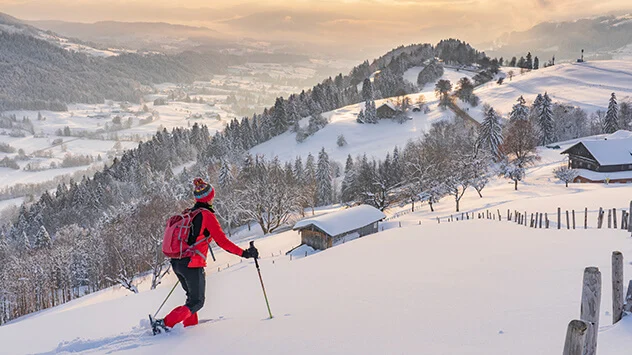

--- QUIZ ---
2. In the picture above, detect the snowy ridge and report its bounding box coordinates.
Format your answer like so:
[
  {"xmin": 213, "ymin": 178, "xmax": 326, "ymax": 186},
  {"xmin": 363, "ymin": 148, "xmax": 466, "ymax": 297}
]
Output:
[{"xmin": 458, "ymin": 60, "xmax": 632, "ymax": 122}]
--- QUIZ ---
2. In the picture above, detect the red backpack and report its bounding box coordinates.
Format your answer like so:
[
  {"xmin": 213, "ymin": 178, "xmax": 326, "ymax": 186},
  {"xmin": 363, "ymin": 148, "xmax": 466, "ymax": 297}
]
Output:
[{"xmin": 162, "ymin": 209, "xmax": 207, "ymax": 259}]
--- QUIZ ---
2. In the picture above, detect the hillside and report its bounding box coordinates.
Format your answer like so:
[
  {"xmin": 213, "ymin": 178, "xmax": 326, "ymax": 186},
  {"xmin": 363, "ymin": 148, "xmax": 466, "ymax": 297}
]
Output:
[
  {"xmin": 27, "ymin": 20, "xmax": 226, "ymax": 53},
  {"xmin": 0, "ymin": 16, "xmax": 237, "ymax": 110},
  {"xmin": 251, "ymin": 60, "xmax": 632, "ymax": 164},
  {"xmin": 1, "ymin": 144, "xmax": 631, "ymax": 353},
  {"xmin": 459, "ymin": 60, "xmax": 632, "ymax": 123}
]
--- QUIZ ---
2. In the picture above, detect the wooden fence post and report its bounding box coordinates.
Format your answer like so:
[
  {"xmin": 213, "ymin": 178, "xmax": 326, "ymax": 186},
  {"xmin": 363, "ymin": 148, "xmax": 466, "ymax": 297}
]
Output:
[
  {"xmin": 507, "ymin": 209, "xmax": 510, "ymax": 221},
  {"xmin": 546, "ymin": 213, "xmax": 549, "ymax": 228},
  {"xmin": 524, "ymin": 211, "xmax": 527, "ymax": 226},
  {"xmin": 566, "ymin": 210, "xmax": 570, "ymax": 230},
  {"xmin": 539, "ymin": 213, "xmax": 543, "ymax": 228},
  {"xmin": 608, "ymin": 209, "xmax": 612, "ymax": 229},
  {"xmin": 437, "ymin": 217, "xmax": 440, "ymax": 224},
  {"xmin": 585, "ymin": 208, "xmax": 588, "ymax": 229},
  {"xmin": 558, "ymin": 207, "xmax": 561, "ymax": 229},
  {"xmin": 628, "ymin": 201, "xmax": 632, "ymax": 232},
  {"xmin": 598, "ymin": 208, "xmax": 603, "ymax": 229},
  {"xmin": 626, "ymin": 280, "xmax": 632, "ymax": 312},
  {"xmin": 497, "ymin": 209, "xmax": 501, "ymax": 221},
  {"xmin": 613, "ymin": 208, "xmax": 617, "ymax": 229},
  {"xmin": 572, "ymin": 210, "xmax": 576, "ymax": 230},
  {"xmin": 621, "ymin": 210, "xmax": 626, "ymax": 230},
  {"xmin": 562, "ymin": 319, "xmax": 589, "ymax": 355},
  {"xmin": 612, "ymin": 251, "xmax": 624, "ymax": 324},
  {"xmin": 581, "ymin": 267, "xmax": 601, "ymax": 355},
  {"xmin": 530, "ymin": 213, "xmax": 534, "ymax": 228}
]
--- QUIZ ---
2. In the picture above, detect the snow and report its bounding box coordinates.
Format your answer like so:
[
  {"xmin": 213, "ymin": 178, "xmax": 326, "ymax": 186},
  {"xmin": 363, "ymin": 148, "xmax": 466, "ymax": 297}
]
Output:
[
  {"xmin": 3, "ymin": 127, "xmax": 632, "ymax": 353},
  {"xmin": 459, "ymin": 61, "xmax": 632, "ymax": 122},
  {"xmin": 292, "ymin": 204, "xmax": 385, "ymax": 236}
]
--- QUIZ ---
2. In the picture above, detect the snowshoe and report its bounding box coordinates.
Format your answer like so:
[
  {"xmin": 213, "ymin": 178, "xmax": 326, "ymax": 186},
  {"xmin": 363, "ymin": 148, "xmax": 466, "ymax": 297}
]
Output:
[{"xmin": 149, "ymin": 314, "xmax": 170, "ymax": 335}]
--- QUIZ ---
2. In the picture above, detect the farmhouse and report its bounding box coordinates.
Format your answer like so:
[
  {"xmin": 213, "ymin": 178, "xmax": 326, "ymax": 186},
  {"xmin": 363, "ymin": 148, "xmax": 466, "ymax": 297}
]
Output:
[
  {"xmin": 560, "ymin": 133, "xmax": 632, "ymax": 183},
  {"xmin": 376, "ymin": 102, "xmax": 399, "ymax": 119},
  {"xmin": 293, "ymin": 205, "xmax": 386, "ymax": 250}
]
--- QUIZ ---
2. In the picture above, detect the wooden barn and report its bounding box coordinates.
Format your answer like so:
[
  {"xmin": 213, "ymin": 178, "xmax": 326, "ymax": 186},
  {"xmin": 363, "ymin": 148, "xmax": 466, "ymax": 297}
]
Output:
[
  {"xmin": 560, "ymin": 135, "xmax": 632, "ymax": 183},
  {"xmin": 376, "ymin": 102, "xmax": 399, "ymax": 119},
  {"xmin": 292, "ymin": 205, "xmax": 386, "ymax": 250}
]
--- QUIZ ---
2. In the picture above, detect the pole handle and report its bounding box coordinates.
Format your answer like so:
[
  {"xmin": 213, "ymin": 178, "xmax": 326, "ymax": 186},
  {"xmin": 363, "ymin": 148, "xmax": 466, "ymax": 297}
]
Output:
[{"xmin": 250, "ymin": 241, "xmax": 260, "ymax": 269}]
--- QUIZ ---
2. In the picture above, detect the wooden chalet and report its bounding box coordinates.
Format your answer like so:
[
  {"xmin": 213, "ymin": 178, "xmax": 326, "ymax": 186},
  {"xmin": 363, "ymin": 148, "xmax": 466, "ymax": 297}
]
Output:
[
  {"xmin": 292, "ymin": 205, "xmax": 386, "ymax": 250},
  {"xmin": 376, "ymin": 102, "xmax": 399, "ymax": 119},
  {"xmin": 560, "ymin": 136, "xmax": 632, "ymax": 183}
]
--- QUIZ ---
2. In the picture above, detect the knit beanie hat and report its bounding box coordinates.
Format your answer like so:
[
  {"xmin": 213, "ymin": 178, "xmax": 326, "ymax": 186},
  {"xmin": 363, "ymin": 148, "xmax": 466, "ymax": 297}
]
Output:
[{"xmin": 193, "ymin": 177, "xmax": 215, "ymax": 203}]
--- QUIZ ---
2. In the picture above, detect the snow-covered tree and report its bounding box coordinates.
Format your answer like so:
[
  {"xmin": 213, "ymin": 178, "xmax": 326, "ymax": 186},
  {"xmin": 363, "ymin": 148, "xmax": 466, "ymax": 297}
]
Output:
[
  {"xmin": 510, "ymin": 96, "xmax": 529, "ymax": 121},
  {"xmin": 553, "ymin": 165, "xmax": 578, "ymax": 187},
  {"xmin": 619, "ymin": 101, "xmax": 632, "ymax": 130},
  {"xmin": 337, "ymin": 134, "xmax": 347, "ymax": 147},
  {"xmin": 435, "ymin": 79, "xmax": 452, "ymax": 109},
  {"xmin": 479, "ymin": 105, "xmax": 503, "ymax": 160},
  {"xmin": 34, "ymin": 225, "xmax": 52, "ymax": 249},
  {"xmin": 218, "ymin": 160, "xmax": 234, "ymax": 188},
  {"xmin": 356, "ymin": 110, "xmax": 366, "ymax": 124},
  {"xmin": 604, "ymin": 92, "xmax": 619, "ymax": 134},
  {"xmin": 499, "ymin": 159, "xmax": 525, "ymax": 191},
  {"xmin": 362, "ymin": 78, "xmax": 373, "ymax": 101},
  {"xmin": 316, "ymin": 148, "xmax": 332, "ymax": 206},
  {"xmin": 537, "ymin": 92, "xmax": 554, "ymax": 145},
  {"xmin": 341, "ymin": 155, "xmax": 356, "ymax": 203},
  {"xmin": 363, "ymin": 99, "xmax": 378, "ymax": 124}
]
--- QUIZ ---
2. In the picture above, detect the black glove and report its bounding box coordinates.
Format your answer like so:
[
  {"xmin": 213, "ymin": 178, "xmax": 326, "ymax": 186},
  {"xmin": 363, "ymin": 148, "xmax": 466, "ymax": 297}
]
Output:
[{"xmin": 242, "ymin": 245, "xmax": 259, "ymax": 259}]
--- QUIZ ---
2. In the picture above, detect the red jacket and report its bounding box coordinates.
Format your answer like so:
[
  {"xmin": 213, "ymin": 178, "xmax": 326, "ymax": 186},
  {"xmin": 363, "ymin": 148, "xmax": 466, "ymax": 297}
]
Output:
[{"xmin": 188, "ymin": 208, "xmax": 244, "ymax": 268}]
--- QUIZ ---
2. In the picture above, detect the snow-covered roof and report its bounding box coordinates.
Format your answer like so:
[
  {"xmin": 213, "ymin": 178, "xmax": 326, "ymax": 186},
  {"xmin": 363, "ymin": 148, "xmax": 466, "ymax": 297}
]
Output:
[
  {"xmin": 562, "ymin": 131, "xmax": 632, "ymax": 166},
  {"xmin": 293, "ymin": 205, "xmax": 386, "ymax": 236},
  {"xmin": 378, "ymin": 101, "xmax": 397, "ymax": 111}
]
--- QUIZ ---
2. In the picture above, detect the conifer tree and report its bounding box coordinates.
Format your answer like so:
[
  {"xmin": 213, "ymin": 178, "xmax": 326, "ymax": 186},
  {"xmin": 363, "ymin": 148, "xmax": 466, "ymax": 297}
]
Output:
[
  {"xmin": 362, "ymin": 78, "xmax": 373, "ymax": 102},
  {"xmin": 316, "ymin": 148, "xmax": 332, "ymax": 206},
  {"xmin": 604, "ymin": 92, "xmax": 619, "ymax": 134},
  {"xmin": 619, "ymin": 101, "xmax": 632, "ymax": 130},
  {"xmin": 479, "ymin": 106, "xmax": 503, "ymax": 160},
  {"xmin": 533, "ymin": 56, "xmax": 539, "ymax": 70},
  {"xmin": 510, "ymin": 96, "xmax": 529, "ymax": 121},
  {"xmin": 356, "ymin": 109, "xmax": 366, "ymax": 124},
  {"xmin": 341, "ymin": 155, "xmax": 356, "ymax": 203},
  {"xmin": 537, "ymin": 93, "xmax": 554, "ymax": 145},
  {"xmin": 34, "ymin": 225, "xmax": 52, "ymax": 249},
  {"xmin": 526, "ymin": 52, "xmax": 533, "ymax": 70}
]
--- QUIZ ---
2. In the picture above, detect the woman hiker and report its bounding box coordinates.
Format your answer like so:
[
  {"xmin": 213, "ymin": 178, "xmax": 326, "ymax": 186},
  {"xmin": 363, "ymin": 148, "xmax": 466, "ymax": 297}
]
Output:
[{"xmin": 154, "ymin": 178, "xmax": 258, "ymax": 332}]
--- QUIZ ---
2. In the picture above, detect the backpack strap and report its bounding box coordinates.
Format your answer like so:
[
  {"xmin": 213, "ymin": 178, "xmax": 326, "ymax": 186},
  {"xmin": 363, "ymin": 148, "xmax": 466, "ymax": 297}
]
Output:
[{"xmin": 184, "ymin": 208, "xmax": 217, "ymax": 262}]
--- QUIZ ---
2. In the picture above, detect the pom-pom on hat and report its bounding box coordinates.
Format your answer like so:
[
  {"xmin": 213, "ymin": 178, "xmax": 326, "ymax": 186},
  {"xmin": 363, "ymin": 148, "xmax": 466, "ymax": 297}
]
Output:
[{"xmin": 193, "ymin": 177, "xmax": 215, "ymax": 203}]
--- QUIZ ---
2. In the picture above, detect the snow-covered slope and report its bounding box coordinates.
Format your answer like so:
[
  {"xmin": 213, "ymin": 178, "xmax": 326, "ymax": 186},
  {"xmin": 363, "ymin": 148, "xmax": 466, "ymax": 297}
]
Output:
[
  {"xmin": 461, "ymin": 60, "xmax": 632, "ymax": 122},
  {"xmin": 2, "ymin": 209, "xmax": 631, "ymax": 354},
  {"xmin": 251, "ymin": 68, "xmax": 475, "ymax": 163},
  {"xmin": 3, "ymin": 131, "xmax": 632, "ymax": 354},
  {"xmin": 252, "ymin": 60, "xmax": 632, "ymax": 164}
]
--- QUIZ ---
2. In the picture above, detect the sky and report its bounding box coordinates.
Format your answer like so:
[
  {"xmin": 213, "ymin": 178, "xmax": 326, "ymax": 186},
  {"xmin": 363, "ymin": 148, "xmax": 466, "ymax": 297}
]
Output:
[{"xmin": 2, "ymin": 0, "xmax": 632, "ymax": 57}]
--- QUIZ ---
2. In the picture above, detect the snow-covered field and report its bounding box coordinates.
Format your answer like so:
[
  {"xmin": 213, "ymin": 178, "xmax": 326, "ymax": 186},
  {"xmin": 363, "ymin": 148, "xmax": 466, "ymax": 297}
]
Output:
[
  {"xmin": 459, "ymin": 60, "xmax": 632, "ymax": 122},
  {"xmin": 1, "ymin": 144, "xmax": 631, "ymax": 354}
]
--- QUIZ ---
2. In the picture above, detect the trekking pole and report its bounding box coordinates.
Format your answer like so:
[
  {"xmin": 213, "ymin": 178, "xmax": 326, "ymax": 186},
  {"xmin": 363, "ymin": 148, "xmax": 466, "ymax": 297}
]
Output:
[
  {"xmin": 153, "ymin": 281, "xmax": 179, "ymax": 318},
  {"xmin": 251, "ymin": 241, "xmax": 273, "ymax": 319}
]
